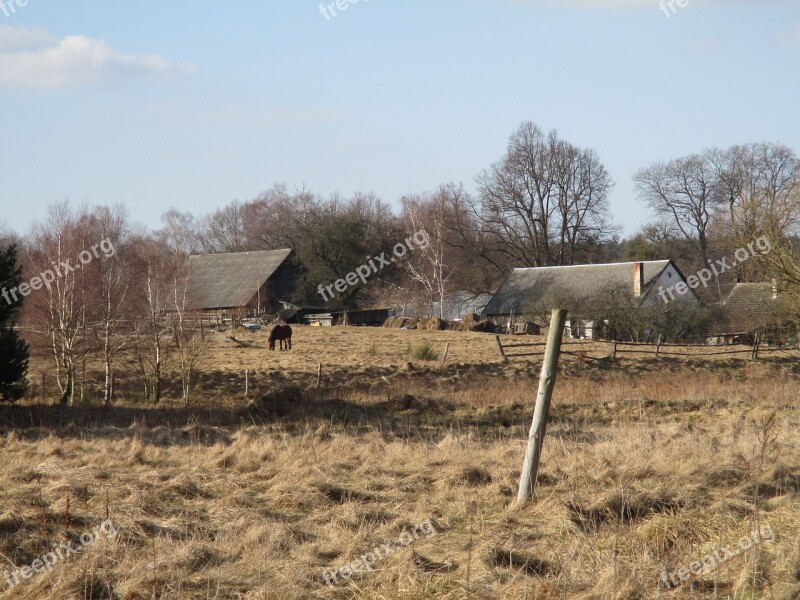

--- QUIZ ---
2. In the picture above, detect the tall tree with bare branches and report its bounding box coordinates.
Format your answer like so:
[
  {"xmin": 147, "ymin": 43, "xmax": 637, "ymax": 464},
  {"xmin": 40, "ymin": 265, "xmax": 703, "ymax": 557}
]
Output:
[
  {"xmin": 470, "ymin": 122, "xmax": 615, "ymax": 271},
  {"xmin": 634, "ymin": 153, "xmax": 716, "ymax": 266}
]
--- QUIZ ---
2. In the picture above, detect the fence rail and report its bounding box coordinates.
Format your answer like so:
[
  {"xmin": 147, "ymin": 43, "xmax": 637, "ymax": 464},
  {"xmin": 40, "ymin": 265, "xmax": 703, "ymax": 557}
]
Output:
[{"xmin": 496, "ymin": 333, "xmax": 798, "ymax": 362}]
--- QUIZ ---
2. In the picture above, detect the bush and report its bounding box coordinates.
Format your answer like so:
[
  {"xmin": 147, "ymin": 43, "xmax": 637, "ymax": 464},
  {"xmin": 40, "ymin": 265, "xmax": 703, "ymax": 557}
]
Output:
[{"xmin": 411, "ymin": 341, "xmax": 438, "ymax": 361}]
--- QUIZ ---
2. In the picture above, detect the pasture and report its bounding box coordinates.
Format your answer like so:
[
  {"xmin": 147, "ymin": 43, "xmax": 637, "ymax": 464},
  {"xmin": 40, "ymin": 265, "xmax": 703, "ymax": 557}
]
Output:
[{"xmin": 2, "ymin": 326, "xmax": 800, "ymax": 599}]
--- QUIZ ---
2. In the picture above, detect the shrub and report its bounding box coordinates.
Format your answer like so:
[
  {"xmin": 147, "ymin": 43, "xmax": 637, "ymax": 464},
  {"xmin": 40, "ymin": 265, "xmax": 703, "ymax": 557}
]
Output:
[{"xmin": 411, "ymin": 341, "xmax": 437, "ymax": 361}]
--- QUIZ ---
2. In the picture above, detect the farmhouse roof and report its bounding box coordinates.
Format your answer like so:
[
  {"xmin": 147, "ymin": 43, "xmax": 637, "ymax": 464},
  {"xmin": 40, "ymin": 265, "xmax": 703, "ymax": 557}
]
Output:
[
  {"xmin": 185, "ymin": 248, "xmax": 292, "ymax": 310},
  {"xmin": 713, "ymin": 282, "xmax": 786, "ymax": 333},
  {"xmin": 483, "ymin": 260, "xmax": 672, "ymax": 317}
]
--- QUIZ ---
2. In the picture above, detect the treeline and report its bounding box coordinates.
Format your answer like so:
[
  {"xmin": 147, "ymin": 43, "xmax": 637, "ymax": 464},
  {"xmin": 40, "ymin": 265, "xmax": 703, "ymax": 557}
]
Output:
[{"xmin": 1, "ymin": 121, "xmax": 799, "ymax": 405}]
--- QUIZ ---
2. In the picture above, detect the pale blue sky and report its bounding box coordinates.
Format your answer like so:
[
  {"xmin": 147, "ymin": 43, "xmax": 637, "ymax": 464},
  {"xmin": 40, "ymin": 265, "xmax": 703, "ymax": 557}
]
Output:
[{"xmin": 1, "ymin": 0, "xmax": 799, "ymax": 236}]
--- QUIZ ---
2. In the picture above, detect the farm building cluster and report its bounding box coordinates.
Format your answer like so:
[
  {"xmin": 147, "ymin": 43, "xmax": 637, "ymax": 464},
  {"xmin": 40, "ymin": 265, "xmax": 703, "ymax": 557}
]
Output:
[{"xmin": 184, "ymin": 249, "xmax": 792, "ymax": 344}]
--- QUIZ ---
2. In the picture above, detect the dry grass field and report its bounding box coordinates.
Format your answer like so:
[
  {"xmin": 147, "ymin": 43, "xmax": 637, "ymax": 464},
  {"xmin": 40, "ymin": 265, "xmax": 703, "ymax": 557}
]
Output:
[{"xmin": 2, "ymin": 326, "xmax": 800, "ymax": 599}]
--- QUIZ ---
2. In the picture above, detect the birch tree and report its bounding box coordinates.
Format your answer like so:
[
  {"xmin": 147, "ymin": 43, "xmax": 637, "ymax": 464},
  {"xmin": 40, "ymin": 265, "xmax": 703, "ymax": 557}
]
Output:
[{"xmin": 401, "ymin": 188, "xmax": 456, "ymax": 318}]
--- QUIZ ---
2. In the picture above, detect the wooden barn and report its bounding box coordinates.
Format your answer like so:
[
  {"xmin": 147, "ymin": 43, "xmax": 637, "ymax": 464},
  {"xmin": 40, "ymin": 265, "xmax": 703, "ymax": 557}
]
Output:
[
  {"xmin": 483, "ymin": 260, "xmax": 698, "ymax": 339},
  {"xmin": 185, "ymin": 249, "xmax": 298, "ymax": 320},
  {"xmin": 303, "ymin": 308, "xmax": 390, "ymax": 327}
]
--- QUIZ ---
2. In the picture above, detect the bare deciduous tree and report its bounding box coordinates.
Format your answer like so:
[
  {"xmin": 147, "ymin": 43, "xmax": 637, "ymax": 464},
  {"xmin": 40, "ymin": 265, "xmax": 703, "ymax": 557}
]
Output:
[
  {"xmin": 86, "ymin": 205, "xmax": 129, "ymax": 407},
  {"xmin": 712, "ymin": 142, "xmax": 800, "ymax": 241},
  {"xmin": 129, "ymin": 234, "xmax": 172, "ymax": 404},
  {"xmin": 161, "ymin": 210, "xmax": 205, "ymax": 405},
  {"xmin": 400, "ymin": 188, "xmax": 456, "ymax": 318},
  {"xmin": 634, "ymin": 153, "xmax": 716, "ymax": 266},
  {"xmin": 469, "ymin": 122, "xmax": 615, "ymax": 270},
  {"xmin": 26, "ymin": 201, "xmax": 84, "ymax": 405}
]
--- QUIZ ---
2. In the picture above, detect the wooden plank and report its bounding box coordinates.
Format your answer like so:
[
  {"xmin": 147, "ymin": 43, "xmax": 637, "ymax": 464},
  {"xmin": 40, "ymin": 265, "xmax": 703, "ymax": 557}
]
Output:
[
  {"xmin": 501, "ymin": 342, "xmax": 548, "ymax": 349},
  {"xmin": 561, "ymin": 351, "xmax": 603, "ymax": 361},
  {"xmin": 657, "ymin": 349, "xmax": 750, "ymax": 356},
  {"xmin": 517, "ymin": 308, "xmax": 567, "ymax": 504},
  {"xmin": 496, "ymin": 335, "xmax": 508, "ymax": 362}
]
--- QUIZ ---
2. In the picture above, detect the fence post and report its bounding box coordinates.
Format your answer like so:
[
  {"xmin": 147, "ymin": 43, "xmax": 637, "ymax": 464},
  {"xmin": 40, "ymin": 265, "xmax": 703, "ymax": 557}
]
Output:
[
  {"xmin": 517, "ymin": 308, "xmax": 567, "ymax": 504},
  {"xmin": 751, "ymin": 332, "xmax": 760, "ymax": 360},
  {"xmin": 40, "ymin": 371, "xmax": 46, "ymax": 403},
  {"xmin": 440, "ymin": 342, "xmax": 449, "ymax": 367},
  {"xmin": 245, "ymin": 369, "xmax": 249, "ymax": 397},
  {"xmin": 611, "ymin": 340, "xmax": 617, "ymax": 360},
  {"xmin": 496, "ymin": 335, "xmax": 508, "ymax": 363},
  {"xmin": 316, "ymin": 362, "xmax": 322, "ymax": 388}
]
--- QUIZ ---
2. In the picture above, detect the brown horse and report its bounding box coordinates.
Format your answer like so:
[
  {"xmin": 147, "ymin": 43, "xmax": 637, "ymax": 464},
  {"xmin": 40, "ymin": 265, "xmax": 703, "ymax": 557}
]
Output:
[{"xmin": 269, "ymin": 324, "xmax": 292, "ymax": 351}]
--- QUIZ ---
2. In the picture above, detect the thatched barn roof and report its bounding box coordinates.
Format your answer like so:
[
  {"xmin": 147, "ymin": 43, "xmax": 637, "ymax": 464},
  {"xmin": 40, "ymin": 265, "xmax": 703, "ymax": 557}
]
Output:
[
  {"xmin": 713, "ymin": 282, "xmax": 787, "ymax": 334},
  {"xmin": 483, "ymin": 260, "xmax": 673, "ymax": 317},
  {"xmin": 185, "ymin": 249, "xmax": 292, "ymax": 310}
]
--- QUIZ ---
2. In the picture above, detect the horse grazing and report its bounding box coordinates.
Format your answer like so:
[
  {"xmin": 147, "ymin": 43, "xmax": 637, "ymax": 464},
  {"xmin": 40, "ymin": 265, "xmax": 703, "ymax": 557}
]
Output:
[{"xmin": 268, "ymin": 324, "xmax": 292, "ymax": 351}]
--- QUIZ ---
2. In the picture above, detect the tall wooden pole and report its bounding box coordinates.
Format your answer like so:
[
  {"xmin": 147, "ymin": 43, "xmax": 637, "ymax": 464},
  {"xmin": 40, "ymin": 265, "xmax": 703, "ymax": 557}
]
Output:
[{"xmin": 517, "ymin": 308, "xmax": 567, "ymax": 504}]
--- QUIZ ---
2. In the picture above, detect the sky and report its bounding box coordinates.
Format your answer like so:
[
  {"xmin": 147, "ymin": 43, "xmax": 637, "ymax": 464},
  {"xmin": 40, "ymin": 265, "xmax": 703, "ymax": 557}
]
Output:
[{"xmin": 1, "ymin": 0, "xmax": 799, "ymax": 238}]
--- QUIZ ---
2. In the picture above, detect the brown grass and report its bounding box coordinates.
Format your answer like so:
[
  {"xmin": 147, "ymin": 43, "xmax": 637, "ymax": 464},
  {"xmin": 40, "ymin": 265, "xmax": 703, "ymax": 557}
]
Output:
[{"xmin": 3, "ymin": 326, "xmax": 800, "ymax": 598}]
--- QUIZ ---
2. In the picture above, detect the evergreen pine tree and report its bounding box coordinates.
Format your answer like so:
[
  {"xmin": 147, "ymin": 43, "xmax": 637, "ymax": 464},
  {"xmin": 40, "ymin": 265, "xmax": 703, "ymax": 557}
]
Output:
[{"xmin": 0, "ymin": 244, "xmax": 29, "ymax": 402}]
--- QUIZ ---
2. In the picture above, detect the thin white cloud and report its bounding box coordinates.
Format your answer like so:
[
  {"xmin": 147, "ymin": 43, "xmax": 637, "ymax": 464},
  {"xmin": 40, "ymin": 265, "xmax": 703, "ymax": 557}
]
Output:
[
  {"xmin": 0, "ymin": 25, "xmax": 52, "ymax": 51},
  {"xmin": 510, "ymin": 0, "xmax": 694, "ymax": 8},
  {"xmin": 0, "ymin": 25, "xmax": 193, "ymax": 88},
  {"xmin": 509, "ymin": 0, "xmax": 770, "ymax": 9},
  {"xmin": 692, "ymin": 35, "xmax": 729, "ymax": 53},
  {"xmin": 776, "ymin": 23, "xmax": 800, "ymax": 47},
  {"xmin": 148, "ymin": 98, "xmax": 343, "ymax": 128},
  {"xmin": 184, "ymin": 107, "xmax": 342, "ymax": 127}
]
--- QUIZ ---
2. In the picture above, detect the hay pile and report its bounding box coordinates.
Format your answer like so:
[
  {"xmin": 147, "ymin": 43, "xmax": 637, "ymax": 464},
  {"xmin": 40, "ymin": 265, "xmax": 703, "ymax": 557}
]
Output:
[
  {"xmin": 382, "ymin": 317, "xmax": 419, "ymax": 329},
  {"xmin": 453, "ymin": 312, "xmax": 492, "ymax": 332},
  {"xmin": 417, "ymin": 317, "xmax": 447, "ymax": 331}
]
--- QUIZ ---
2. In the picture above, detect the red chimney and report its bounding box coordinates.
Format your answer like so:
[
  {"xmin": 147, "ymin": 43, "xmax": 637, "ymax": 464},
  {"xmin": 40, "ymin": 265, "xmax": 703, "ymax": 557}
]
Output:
[{"xmin": 633, "ymin": 262, "xmax": 644, "ymax": 297}]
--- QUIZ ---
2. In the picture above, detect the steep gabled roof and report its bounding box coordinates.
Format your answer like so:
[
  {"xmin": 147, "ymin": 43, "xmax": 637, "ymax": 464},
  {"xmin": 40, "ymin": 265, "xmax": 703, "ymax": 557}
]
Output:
[
  {"xmin": 185, "ymin": 249, "xmax": 292, "ymax": 310},
  {"xmin": 483, "ymin": 260, "xmax": 672, "ymax": 317},
  {"xmin": 713, "ymin": 282, "xmax": 786, "ymax": 333}
]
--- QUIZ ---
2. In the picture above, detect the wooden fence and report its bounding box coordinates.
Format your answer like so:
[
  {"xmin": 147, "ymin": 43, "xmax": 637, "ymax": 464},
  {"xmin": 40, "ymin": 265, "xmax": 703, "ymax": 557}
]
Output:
[{"xmin": 495, "ymin": 333, "xmax": 798, "ymax": 363}]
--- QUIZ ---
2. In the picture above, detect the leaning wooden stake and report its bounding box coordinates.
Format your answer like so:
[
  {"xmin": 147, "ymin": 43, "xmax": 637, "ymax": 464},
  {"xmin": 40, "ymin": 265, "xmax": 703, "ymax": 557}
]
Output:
[
  {"xmin": 316, "ymin": 362, "xmax": 322, "ymax": 388},
  {"xmin": 495, "ymin": 335, "xmax": 508, "ymax": 363},
  {"xmin": 516, "ymin": 308, "xmax": 567, "ymax": 504},
  {"xmin": 751, "ymin": 332, "xmax": 760, "ymax": 360},
  {"xmin": 440, "ymin": 342, "xmax": 450, "ymax": 367},
  {"xmin": 245, "ymin": 369, "xmax": 249, "ymax": 397}
]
